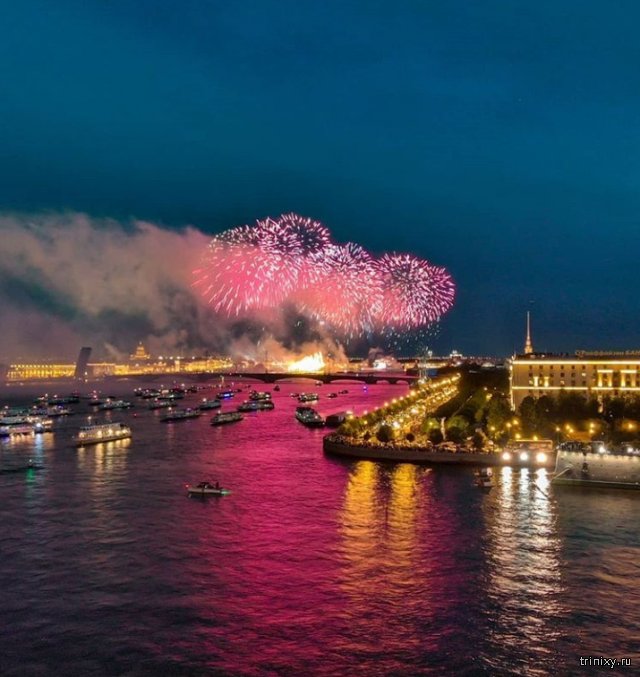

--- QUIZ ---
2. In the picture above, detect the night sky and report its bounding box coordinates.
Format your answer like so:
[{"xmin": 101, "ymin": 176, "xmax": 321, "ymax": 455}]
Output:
[{"xmin": 2, "ymin": 1, "xmax": 640, "ymax": 356}]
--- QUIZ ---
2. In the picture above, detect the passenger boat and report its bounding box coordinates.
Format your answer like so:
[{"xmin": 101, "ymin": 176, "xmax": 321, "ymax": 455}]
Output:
[
  {"xmin": 157, "ymin": 390, "xmax": 183, "ymax": 401},
  {"xmin": 0, "ymin": 415, "xmax": 53, "ymax": 436},
  {"xmin": 216, "ymin": 389, "xmax": 235, "ymax": 399},
  {"xmin": 147, "ymin": 400, "xmax": 172, "ymax": 410},
  {"xmin": 159, "ymin": 408, "xmax": 201, "ymax": 422},
  {"xmin": 0, "ymin": 423, "xmax": 35, "ymax": 437},
  {"xmin": 142, "ymin": 389, "xmax": 162, "ymax": 399},
  {"xmin": 295, "ymin": 406, "xmax": 325, "ymax": 427},
  {"xmin": 48, "ymin": 394, "xmax": 80, "ymax": 405},
  {"xmin": 30, "ymin": 406, "xmax": 70, "ymax": 417},
  {"xmin": 98, "ymin": 399, "xmax": 133, "ymax": 411},
  {"xmin": 327, "ymin": 393, "xmax": 338, "ymax": 399},
  {"xmin": 237, "ymin": 400, "xmax": 275, "ymax": 412},
  {"xmin": 474, "ymin": 468, "xmax": 494, "ymax": 489},
  {"xmin": 73, "ymin": 422, "xmax": 131, "ymax": 446},
  {"xmin": 198, "ymin": 398, "xmax": 222, "ymax": 410},
  {"xmin": 552, "ymin": 448, "xmax": 640, "ymax": 490},
  {"xmin": 298, "ymin": 393, "xmax": 319, "ymax": 403},
  {"xmin": 211, "ymin": 412, "xmax": 244, "ymax": 426},
  {"xmin": 249, "ymin": 391, "xmax": 272, "ymax": 402},
  {"xmin": 186, "ymin": 482, "xmax": 231, "ymax": 497}
]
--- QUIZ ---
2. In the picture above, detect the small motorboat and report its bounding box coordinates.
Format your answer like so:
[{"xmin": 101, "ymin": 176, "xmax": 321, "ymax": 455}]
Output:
[
  {"xmin": 327, "ymin": 393, "xmax": 338, "ymax": 399},
  {"xmin": 298, "ymin": 393, "xmax": 319, "ymax": 403},
  {"xmin": 474, "ymin": 468, "xmax": 494, "ymax": 489},
  {"xmin": 273, "ymin": 385, "xmax": 281, "ymax": 392},
  {"xmin": 186, "ymin": 481, "xmax": 231, "ymax": 497}
]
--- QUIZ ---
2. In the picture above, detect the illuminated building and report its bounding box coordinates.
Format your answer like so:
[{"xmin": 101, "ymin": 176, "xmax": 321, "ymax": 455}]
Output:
[
  {"xmin": 6, "ymin": 362, "xmax": 76, "ymax": 381},
  {"xmin": 129, "ymin": 342, "xmax": 151, "ymax": 362},
  {"xmin": 3, "ymin": 353, "xmax": 232, "ymax": 382},
  {"xmin": 511, "ymin": 352, "xmax": 640, "ymax": 409},
  {"xmin": 510, "ymin": 315, "xmax": 640, "ymax": 408}
]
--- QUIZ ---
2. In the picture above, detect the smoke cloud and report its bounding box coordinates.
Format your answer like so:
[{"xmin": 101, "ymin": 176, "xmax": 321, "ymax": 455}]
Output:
[{"xmin": 0, "ymin": 212, "xmax": 352, "ymax": 361}]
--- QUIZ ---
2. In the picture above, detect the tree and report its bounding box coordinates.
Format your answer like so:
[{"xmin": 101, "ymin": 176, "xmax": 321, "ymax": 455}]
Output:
[
  {"xmin": 421, "ymin": 417, "xmax": 440, "ymax": 435},
  {"xmin": 471, "ymin": 431, "xmax": 485, "ymax": 451},
  {"xmin": 428, "ymin": 428, "xmax": 444, "ymax": 445},
  {"xmin": 519, "ymin": 396, "xmax": 537, "ymax": 434},
  {"xmin": 535, "ymin": 395, "xmax": 556, "ymax": 422},
  {"xmin": 446, "ymin": 426, "xmax": 465, "ymax": 444},
  {"xmin": 486, "ymin": 395, "xmax": 511, "ymax": 433},
  {"xmin": 447, "ymin": 414, "xmax": 469, "ymax": 431},
  {"xmin": 603, "ymin": 396, "xmax": 627, "ymax": 422},
  {"xmin": 376, "ymin": 423, "xmax": 394, "ymax": 443},
  {"xmin": 556, "ymin": 392, "xmax": 590, "ymax": 422}
]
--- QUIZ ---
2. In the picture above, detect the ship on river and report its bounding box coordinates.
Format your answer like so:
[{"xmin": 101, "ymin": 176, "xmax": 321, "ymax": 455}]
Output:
[{"xmin": 552, "ymin": 447, "xmax": 640, "ymax": 490}]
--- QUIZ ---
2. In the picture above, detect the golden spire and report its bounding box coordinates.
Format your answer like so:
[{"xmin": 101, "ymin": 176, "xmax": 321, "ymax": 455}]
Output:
[{"xmin": 524, "ymin": 311, "xmax": 533, "ymax": 354}]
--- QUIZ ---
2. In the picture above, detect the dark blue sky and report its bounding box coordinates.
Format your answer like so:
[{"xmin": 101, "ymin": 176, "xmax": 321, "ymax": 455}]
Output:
[{"xmin": 2, "ymin": 0, "xmax": 640, "ymax": 355}]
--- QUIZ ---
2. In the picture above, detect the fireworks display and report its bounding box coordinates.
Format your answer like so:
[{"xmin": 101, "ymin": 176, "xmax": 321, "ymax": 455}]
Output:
[{"xmin": 192, "ymin": 213, "xmax": 455, "ymax": 336}]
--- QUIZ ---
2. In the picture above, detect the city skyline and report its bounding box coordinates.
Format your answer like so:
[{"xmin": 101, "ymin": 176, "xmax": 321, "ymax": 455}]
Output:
[{"xmin": 2, "ymin": 2, "xmax": 640, "ymax": 356}]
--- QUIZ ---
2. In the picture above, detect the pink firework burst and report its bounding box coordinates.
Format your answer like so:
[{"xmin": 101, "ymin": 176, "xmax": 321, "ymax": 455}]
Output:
[
  {"xmin": 296, "ymin": 243, "xmax": 382, "ymax": 333},
  {"xmin": 192, "ymin": 221, "xmax": 302, "ymax": 314},
  {"xmin": 375, "ymin": 253, "xmax": 455, "ymax": 329},
  {"xmin": 276, "ymin": 213, "xmax": 332, "ymax": 256}
]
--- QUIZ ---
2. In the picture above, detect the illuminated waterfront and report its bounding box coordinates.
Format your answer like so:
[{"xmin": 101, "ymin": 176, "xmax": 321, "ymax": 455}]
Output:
[{"xmin": 1, "ymin": 381, "xmax": 638, "ymax": 674}]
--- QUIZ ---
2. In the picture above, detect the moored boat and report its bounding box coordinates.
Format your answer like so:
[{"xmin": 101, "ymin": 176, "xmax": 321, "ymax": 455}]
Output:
[{"xmin": 552, "ymin": 448, "xmax": 640, "ymax": 490}]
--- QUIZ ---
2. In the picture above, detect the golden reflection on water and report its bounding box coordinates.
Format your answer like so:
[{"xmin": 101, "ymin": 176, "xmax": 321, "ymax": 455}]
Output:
[
  {"xmin": 483, "ymin": 467, "xmax": 565, "ymax": 662},
  {"xmin": 338, "ymin": 461, "xmax": 430, "ymax": 656},
  {"xmin": 77, "ymin": 438, "xmax": 131, "ymax": 478}
]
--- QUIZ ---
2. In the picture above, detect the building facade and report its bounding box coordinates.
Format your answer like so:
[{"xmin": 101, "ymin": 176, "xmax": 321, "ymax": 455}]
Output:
[{"xmin": 510, "ymin": 351, "xmax": 640, "ymax": 410}]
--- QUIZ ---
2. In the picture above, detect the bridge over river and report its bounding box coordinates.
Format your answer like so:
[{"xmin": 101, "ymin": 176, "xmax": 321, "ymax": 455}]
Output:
[{"xmin": 106, "ymin": 371, "xmax": 417, "ymax": 385}]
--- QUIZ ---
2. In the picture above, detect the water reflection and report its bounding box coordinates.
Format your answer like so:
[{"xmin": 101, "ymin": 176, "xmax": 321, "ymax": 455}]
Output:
[
  {"xmin": 482, "ymin": 467, "xmax": 566, "ymax": 673},
  {"xmin": 76, "ymin": 438, "xmax": 131, "ymax": 480}
]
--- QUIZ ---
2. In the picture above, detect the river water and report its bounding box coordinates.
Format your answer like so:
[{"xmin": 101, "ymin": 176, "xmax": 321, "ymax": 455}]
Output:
[{"xmin": 1, "ymin": 380, "xmax": 639, "ymax": 676}]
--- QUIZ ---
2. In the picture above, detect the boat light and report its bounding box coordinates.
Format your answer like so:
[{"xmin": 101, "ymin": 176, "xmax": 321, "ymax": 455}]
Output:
[
  {"xmin": 598, "ymin": 445, "xmax": 606, "ymax": 454},
  {"xmin": 519, "ymin": 451, "xmax": 529, "ymax": 462},
  {"xmin": 536, "ymin": 452, "xmax": 547, "ymax": 464},
  {"xmin": 501, "ymin": 451, "xmax": 511, "ymax": 462}
]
